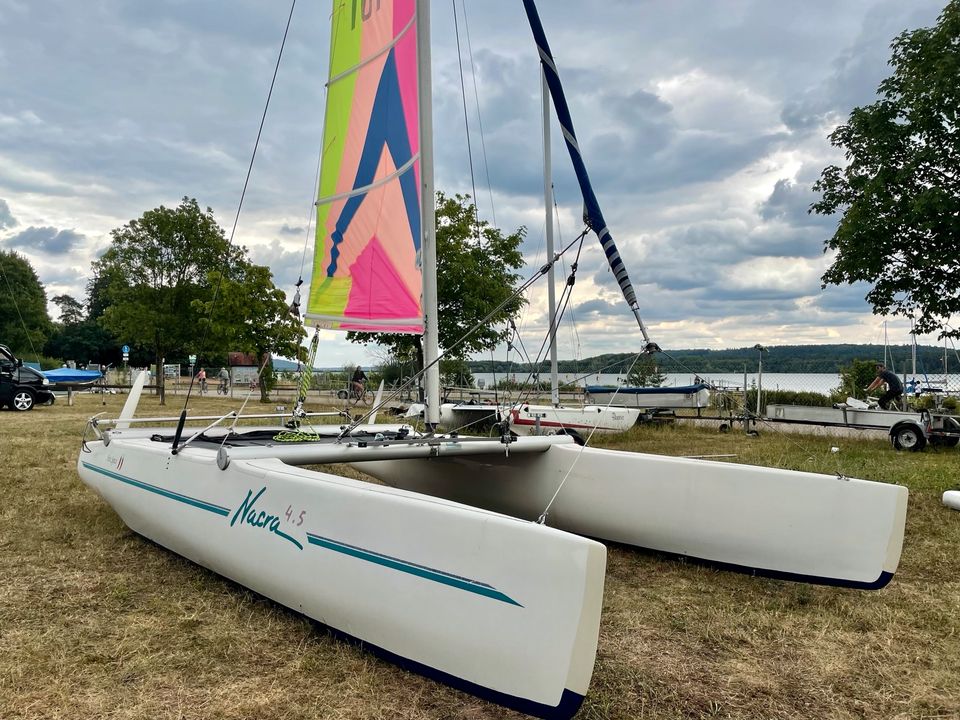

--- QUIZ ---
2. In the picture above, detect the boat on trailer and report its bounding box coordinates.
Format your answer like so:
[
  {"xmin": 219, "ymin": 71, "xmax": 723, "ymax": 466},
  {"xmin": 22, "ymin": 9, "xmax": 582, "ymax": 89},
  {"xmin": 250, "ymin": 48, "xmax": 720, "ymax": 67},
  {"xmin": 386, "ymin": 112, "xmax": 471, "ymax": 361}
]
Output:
[
  {"xmin": 508, "ymin": 402, "xmax": 639, "ymax": 437},
  {"xmin": 586, "ymin": 382, "xmax": 711, "ymax": 410}
]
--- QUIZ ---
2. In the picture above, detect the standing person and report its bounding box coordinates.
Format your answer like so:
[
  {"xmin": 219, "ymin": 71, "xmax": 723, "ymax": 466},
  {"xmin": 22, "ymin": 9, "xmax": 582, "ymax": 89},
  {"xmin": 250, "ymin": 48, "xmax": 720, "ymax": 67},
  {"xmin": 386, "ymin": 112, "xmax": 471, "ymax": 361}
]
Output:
[
  {"xmin": 196, "ymin": 367, "xmax": 207, "ymax": 394},
  {"xmin": 351, "ymin": 365, "xmax": 367, "ymax": 399},
  {"xmin": 866, "ymin": 363, "xmax": 903, "ymax": 410}
]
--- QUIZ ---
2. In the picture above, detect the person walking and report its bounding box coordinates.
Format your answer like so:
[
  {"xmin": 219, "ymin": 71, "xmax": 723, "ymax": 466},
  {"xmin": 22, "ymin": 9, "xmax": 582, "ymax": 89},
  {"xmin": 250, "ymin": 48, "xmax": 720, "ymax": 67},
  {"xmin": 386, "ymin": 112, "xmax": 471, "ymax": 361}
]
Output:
[{"xmin": 866, "ymin": 363, "xmax": 903, "ymax": 410}]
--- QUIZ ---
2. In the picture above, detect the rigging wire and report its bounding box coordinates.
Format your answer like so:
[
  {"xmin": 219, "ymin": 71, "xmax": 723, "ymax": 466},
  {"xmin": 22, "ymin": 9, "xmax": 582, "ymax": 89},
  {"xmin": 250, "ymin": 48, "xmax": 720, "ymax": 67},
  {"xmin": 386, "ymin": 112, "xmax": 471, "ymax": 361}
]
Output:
[
  {"xmin": 176, "ymin": 0, "xmax": 298, "ymax": 426},
  {"xmin": 508, "ymin": 235, "xmax": 586, "ymax": 409},
  {"xmin": 459, "ymin": 0, "xmax": 498, "ymax": 229},
  {"xmin": 337, "ymin": 228, "xmax": 592, "ymax": 437},
  {"xmin": 451, "ymin": 0, "xmax": 483, "ymax": 249}
]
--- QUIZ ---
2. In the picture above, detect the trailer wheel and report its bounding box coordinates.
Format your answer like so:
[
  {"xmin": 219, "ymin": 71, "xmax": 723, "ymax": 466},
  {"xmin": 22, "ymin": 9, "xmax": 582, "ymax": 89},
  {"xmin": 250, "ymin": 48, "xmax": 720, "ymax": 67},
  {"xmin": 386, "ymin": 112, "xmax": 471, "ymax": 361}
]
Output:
[{"xmin": 891, "ymin": 423, "xmax": 926, "ymax": 452}]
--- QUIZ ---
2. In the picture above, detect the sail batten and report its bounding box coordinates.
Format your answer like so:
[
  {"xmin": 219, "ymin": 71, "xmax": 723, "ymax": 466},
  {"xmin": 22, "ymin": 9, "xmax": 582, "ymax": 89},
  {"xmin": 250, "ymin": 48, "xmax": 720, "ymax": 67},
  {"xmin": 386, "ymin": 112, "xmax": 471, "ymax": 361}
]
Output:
[
  {"xmin": 316, "ymin": 153, "xmax": 420, "ymax": 206},
  {"xmin": 307, "ymin": 0, "xmax": 424, "ymax": 335},
  {"xmin": 326, "ymin": 12, "xmax": 417, "ymax": 88}
]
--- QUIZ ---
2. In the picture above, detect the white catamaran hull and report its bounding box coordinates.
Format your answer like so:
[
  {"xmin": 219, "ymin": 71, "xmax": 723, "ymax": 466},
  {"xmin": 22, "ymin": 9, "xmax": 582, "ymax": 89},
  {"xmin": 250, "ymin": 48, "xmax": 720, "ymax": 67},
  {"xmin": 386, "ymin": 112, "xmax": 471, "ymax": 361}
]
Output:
[
  {"xmin": 509, "ymin": 404, "xmax": 641, "ymax": 436},
  {"xmin": 78, "ymin": 435, "xmax": 605, "ymax": 718},
  {"xmin": 357, "ymin": 437, "xmax": 907, "ymax": 589}
]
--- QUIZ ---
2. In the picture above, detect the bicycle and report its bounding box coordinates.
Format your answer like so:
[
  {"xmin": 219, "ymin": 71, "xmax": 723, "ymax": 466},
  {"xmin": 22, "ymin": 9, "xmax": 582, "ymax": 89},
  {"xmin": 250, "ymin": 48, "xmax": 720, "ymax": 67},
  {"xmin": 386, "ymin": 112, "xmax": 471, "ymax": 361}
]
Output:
[
  {"xmin": 217, "ymin": 379, "xmax": 229, "ymax": 395},
  {"xmin": 337, "ymin": 383, "xmax": 372, "ymax": 406}
]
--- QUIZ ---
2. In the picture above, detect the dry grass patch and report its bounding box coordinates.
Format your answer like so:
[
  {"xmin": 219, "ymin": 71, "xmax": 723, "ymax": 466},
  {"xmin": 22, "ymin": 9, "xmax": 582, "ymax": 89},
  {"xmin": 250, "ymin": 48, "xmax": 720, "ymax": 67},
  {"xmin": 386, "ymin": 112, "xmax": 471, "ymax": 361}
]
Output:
[{"xmin": 1, "ymin": 394, "xmax": 958, "ymax": 719}]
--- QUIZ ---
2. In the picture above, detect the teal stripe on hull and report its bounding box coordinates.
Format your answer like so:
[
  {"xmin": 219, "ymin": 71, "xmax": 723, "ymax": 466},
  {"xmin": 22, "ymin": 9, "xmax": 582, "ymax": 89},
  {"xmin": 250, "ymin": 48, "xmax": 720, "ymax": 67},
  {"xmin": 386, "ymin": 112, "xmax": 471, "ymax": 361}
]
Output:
[
  {"xmin": 82, "ymin": 462, "xmax": 231, "ymax": 516},
  {"xmin": 83, "ymin": 462, "xmax": 521, "ymax": 606},
  {"xmin": 307, "ymin": 533, "xmax": 522, "ymax": 607}
]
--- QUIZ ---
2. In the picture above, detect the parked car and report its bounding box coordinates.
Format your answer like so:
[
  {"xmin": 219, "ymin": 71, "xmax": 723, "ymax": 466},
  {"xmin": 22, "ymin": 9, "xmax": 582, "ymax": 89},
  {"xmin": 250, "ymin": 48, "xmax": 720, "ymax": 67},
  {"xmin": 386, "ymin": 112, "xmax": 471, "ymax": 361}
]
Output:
[{"xmin": 0, "ymin": 344, "xmax": 55, "ymax": 411}]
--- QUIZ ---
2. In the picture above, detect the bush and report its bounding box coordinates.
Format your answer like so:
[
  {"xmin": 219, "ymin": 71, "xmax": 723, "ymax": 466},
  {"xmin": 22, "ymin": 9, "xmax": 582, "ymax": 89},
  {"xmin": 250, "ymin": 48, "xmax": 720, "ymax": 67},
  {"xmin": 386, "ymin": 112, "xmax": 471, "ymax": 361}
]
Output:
[
  {"xmin": 835, "ymin": 358, "xmax": 879, "ymax": 400},
  {"xmin": 743, "ymin": 389, "xmax": 834, "ymax": 413}
]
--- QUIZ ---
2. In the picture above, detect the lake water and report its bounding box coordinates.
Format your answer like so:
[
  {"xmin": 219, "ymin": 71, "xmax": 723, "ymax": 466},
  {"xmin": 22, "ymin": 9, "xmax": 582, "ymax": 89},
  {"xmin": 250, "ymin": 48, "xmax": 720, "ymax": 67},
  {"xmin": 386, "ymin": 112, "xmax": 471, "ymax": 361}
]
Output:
[{"xmin": 472, "ymin": 372, "xmax": 960, "ymax": 395}]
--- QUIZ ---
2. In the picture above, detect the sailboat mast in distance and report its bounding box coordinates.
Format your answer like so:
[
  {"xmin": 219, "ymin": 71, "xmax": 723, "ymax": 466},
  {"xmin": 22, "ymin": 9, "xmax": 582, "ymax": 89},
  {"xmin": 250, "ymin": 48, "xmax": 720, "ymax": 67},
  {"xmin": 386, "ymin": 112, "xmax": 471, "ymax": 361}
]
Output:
[{"xmin": 520, "ymin": 0, "xmax": 659, "ymax": 353}]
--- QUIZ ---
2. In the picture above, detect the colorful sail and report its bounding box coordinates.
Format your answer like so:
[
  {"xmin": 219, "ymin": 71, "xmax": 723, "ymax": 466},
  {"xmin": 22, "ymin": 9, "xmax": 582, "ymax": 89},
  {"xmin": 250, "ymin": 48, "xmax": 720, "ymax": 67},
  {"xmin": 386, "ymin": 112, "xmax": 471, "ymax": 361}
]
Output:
[{"xmin": 307, "ymin": 0, "xmax": 423, "ymax": 334}]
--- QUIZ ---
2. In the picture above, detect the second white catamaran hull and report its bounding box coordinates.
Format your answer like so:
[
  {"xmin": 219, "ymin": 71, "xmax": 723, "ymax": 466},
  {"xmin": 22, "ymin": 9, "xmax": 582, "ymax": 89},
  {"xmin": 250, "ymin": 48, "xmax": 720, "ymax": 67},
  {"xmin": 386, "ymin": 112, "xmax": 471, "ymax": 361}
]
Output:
[{"xmin": 356, "ymin": 438, "xmax": 907, "ymax": 590}]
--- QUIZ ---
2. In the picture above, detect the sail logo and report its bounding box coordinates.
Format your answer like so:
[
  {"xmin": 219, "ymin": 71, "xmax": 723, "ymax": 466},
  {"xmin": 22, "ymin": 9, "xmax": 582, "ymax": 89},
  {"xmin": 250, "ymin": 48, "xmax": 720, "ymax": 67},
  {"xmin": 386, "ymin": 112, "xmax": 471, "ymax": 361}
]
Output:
[
  {"xmin": 351, "ymin": 0, "xmax": 382, "ymax": 29},
  {"xmin": 231, "ymin": 487, "xmax": 304, "ymax": 550}
]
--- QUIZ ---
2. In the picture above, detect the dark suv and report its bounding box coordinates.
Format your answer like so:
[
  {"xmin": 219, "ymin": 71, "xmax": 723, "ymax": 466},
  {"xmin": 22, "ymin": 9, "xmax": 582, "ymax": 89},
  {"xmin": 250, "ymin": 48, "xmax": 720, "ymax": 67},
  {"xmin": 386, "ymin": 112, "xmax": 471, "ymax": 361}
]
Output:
[{"xmin": 0, "ymin": 344, "xmax": 55, "ymax": 411}]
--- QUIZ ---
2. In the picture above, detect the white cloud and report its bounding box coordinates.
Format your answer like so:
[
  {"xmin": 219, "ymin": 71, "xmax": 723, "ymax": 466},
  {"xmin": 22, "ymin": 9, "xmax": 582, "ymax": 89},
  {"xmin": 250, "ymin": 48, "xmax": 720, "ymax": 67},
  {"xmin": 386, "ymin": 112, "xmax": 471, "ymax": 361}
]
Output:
[{"xmin": 0, "ymin": 0, "xmax": 949, "ymax": 366}]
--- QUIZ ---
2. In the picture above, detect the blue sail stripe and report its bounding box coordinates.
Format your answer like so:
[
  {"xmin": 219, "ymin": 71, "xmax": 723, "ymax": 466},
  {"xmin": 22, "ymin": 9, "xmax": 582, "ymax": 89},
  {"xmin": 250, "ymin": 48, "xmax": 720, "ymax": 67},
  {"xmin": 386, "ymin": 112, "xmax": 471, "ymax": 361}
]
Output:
[
  {"xmin": 325, "ymin": 49, "xmax": 420, "ymax": 278},
  {"xmin": 82, "ymin": 462, "xmax": 231, "ymax": 516},
  {"xmin": 306, "ymin": 533, "xmax": 522, "ymax": 607}
]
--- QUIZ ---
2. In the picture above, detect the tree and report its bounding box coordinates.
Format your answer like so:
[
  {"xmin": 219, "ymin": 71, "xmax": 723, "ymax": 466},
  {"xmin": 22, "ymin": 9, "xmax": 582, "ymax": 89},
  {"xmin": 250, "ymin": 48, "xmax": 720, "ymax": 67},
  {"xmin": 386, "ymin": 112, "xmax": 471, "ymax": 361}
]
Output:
[
  {"xmin": 52, "ymin": 294, "xmax": 84, "ymax": 325},
  {"xmin": 835, "ymin": 359, "xmax": 881, "ymax": 401},
  {"xmin": 812, "ymin": 1, "xmax": 960, "ymax": 338},
  {"xmin": 627, "ymin": 357, "xmax": 665, "ymax": 387},
  {"xmin": 93, "ymin": 197, "xmax": 247, "ymax": 401},
  {"xmin": 43, "ymin": 294, "xmax": 119, "ymax": 367},
  {"xmin": 0, "ymin": 249, "xmax": 52, "ymax": 356},
  {"xmin": 194, "ymin": 263, "xmax": 305, "ymax": 401},
  {"xmin": 348, "ymin": 192, "xmax": 526, "ymax": 371}
]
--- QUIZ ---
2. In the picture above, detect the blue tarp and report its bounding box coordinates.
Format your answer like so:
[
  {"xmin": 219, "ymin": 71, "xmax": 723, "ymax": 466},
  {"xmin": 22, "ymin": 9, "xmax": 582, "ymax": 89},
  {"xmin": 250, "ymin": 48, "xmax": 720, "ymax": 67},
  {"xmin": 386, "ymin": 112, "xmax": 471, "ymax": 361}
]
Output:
[{"xmin": 42, "ymin": 368, "xmax": 103, "ymax": 384}]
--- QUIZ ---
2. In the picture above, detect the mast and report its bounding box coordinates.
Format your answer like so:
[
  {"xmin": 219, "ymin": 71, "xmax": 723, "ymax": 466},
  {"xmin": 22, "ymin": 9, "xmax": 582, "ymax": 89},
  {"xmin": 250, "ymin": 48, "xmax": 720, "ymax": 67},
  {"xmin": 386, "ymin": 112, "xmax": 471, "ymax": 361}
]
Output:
[
  {"xmin": 542, "ymin": 70, "xmax": 559, "ymax": 407},
  {"xmin": 417, "ymin": 0, "xmax": 440, "ymax": 427},
  {"xmin": 521, "ymin": 0, "xmax": 658, "ymax": 354},
  {"xmin": 883, "ymin": 321, "xmax": 889, "ymax": 367},
  {"xmin": 911, "ymin": 319, "xmax": 917, "ymax": 376}
]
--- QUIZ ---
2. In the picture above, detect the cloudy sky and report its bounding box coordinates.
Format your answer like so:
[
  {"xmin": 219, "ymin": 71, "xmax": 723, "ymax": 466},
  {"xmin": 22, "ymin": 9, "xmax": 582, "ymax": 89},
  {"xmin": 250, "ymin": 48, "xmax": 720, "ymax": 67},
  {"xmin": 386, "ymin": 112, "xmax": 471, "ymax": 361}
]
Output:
[{"xmin": 0, "ymin": 0, "xmax": 951, "ymax": 367}]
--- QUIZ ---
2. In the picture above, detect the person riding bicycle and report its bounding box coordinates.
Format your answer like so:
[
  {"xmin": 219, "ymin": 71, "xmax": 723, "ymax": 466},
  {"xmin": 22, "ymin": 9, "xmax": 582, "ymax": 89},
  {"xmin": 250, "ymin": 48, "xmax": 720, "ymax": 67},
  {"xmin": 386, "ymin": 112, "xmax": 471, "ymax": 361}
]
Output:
[
  {"xmin": 866, "ymin": 363, "xmax": 903, "ymax": 410},
  {"xmin": 351, "ymin": 365, "xmax": 367, "ymax": 399},
  {"xmin": 195, "ymin": 367, "xmax": 207, "ymax": 394},
  {"xmin": 217, "ymin": 367, "xmax": 229, "ymax": 393}
]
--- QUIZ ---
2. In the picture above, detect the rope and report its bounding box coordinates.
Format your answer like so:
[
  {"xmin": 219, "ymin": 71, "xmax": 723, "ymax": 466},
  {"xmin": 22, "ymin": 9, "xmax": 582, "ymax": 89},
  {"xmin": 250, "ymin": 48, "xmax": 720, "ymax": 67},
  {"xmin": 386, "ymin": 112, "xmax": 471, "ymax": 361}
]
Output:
[{"xmin": 273, "ymin": 430, "xmax": 329, "ymax": 443}]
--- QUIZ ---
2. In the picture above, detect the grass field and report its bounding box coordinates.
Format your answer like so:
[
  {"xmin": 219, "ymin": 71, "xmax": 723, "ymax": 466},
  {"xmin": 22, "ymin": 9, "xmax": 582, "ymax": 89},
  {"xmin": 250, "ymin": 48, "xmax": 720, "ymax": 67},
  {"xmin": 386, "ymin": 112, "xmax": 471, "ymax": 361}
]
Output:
[{"xmin": 2, "ymin": 393, "xmax": 959, "ymax": 719}]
